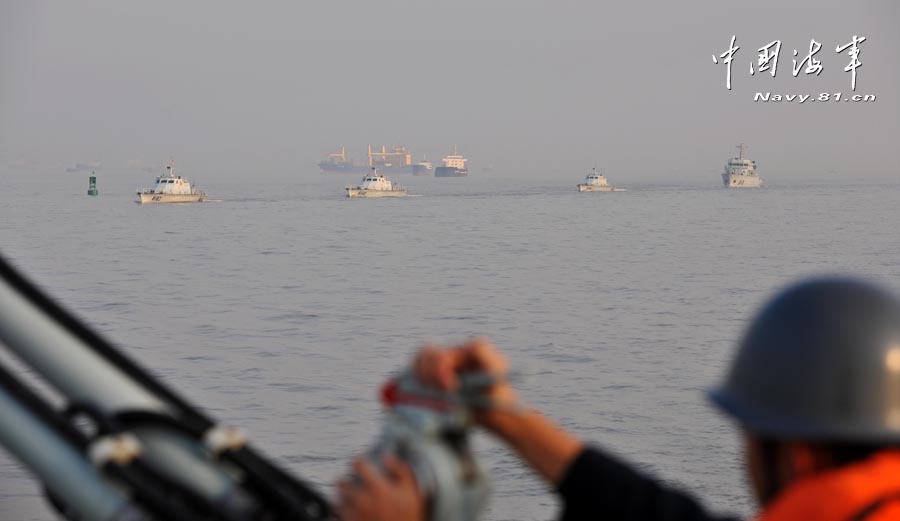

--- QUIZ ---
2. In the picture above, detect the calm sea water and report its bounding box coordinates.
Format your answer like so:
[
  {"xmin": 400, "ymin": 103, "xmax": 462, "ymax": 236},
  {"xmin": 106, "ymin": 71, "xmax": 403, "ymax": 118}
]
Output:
[{"xmin": 2, "ymin": 170, "xmax": 900, "ymax": 520}]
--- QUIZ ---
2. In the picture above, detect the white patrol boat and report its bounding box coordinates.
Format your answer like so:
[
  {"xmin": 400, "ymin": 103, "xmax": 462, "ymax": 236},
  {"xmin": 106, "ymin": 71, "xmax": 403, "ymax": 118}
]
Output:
[
  {"xmin": 577, "ymin": 168, "xmax": 615, "ymax": 192},
  {"xmin": 722, "ymin": 143, "xmax": 762, "ymax": 188},
  {"xmin": 345, "ymin": 169, "xmax": 408, "ymax": 198},
  {"xmin": 137, "ymin": 161, "xmax": 207, "ymax": 203}
]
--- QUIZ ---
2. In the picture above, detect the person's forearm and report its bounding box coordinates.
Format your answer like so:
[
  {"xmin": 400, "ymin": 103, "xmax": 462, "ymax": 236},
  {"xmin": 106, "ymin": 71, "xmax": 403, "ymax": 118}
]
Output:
[{"xmin": 481, "ymin": 408, "xmax": 584, "ymax": 485}]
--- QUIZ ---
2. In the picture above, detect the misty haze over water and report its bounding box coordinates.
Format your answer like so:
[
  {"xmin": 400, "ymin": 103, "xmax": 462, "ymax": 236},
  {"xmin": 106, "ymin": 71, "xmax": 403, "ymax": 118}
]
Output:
[{"xmin": 1, "ymin": 1, "xmax": 898, "ymax": 182}]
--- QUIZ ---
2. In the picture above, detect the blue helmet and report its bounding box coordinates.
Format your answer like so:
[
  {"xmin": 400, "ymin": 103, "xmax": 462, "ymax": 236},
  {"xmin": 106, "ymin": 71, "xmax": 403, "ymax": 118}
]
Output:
[{"xmin": 710, "ymin": 277, "xmax": 900, "ymax": 442}]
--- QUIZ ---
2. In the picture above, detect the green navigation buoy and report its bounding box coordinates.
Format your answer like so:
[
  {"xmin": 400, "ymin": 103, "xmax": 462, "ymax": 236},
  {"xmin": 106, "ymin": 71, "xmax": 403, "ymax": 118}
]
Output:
[{"xmin": 87, "ymin": 173, "xmax": 99, "ymax": 196}]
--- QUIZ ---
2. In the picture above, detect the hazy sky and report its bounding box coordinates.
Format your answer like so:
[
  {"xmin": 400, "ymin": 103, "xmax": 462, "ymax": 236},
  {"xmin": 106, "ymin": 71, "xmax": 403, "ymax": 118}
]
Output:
[{"xmin": 1, "ymin": 0, "xmax": 898, "ymax": 181}]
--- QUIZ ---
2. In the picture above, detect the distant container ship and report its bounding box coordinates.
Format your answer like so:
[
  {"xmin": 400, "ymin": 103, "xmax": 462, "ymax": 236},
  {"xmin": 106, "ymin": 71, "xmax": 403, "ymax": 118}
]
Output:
[
  {"xmin": 434, "ymin": 146, "xmax": 468, "ymax": 177},
  {"xmin": 318, "ymin": 145, "xmax": 416, "ymax": 174}
]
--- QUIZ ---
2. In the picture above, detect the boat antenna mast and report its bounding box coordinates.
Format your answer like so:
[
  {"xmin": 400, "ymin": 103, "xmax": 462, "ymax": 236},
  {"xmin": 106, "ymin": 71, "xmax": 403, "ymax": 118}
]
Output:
[{"xmin": 737, "ymin": 143, "xmax": 747, "ymax": 159}]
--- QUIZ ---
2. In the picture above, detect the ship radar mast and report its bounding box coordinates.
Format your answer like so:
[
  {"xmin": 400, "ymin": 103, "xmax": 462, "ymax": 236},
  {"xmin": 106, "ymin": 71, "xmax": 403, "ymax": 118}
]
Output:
[{"xmin": 737, "ymin": 143, "xmax": 747, "ymax": 159}]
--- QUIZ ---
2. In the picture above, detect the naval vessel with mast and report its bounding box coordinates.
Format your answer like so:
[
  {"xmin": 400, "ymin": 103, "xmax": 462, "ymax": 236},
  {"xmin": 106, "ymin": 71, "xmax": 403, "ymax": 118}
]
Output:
[{"xmin": 722, "ymin": 143, "xmax": 762, "ymax": 188}]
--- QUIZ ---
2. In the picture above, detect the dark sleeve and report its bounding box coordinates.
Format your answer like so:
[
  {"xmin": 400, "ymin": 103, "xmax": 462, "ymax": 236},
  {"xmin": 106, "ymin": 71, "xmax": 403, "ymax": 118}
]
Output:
[{"xmin": 557, "ymin": 447, "xmax": 739, "ymax": 521}]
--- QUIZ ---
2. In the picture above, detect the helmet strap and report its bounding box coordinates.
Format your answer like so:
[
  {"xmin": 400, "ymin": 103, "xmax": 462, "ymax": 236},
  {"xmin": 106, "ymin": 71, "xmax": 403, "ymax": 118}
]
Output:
[{"xmin": 757, "ymin": 437, "xmax": 783, "ymax": 504}]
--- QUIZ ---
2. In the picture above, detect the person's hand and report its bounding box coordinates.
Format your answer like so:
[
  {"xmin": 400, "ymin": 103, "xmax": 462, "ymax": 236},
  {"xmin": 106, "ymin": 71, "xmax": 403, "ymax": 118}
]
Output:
[
  {"xmin": 413, "ymin": 338, "xmax": 583, "ymax": 487},
  {"xmin": 413, "ymin": 338, "xmax": 519, "ymax": 432},
  {"xmin": 336, "ymin": 455, "xmax": 426, "ymax": 521}
]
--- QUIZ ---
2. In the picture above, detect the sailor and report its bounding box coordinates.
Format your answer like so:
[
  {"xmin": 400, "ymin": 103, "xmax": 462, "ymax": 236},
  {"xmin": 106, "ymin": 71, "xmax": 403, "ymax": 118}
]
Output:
[{"xmin": 337, "ymin": 278, "xmax": 900, "ymax": 521}]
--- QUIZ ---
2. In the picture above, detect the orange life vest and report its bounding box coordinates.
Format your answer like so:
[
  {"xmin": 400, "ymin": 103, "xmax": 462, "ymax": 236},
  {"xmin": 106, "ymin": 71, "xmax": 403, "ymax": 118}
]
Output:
[{"xmin": 759, "ymin": 450, "xmax": 900, "ymax": 521}]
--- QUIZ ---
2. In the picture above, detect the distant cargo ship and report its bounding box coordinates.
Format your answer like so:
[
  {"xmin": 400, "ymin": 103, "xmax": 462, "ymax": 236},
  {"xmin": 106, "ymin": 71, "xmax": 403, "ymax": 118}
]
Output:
[
  {"xmin": 318, "ymin": 146, "xmax": 366, "ymax": 173},
  {"xmin": 434, "ymin": 146, "xmax": 468, "ymax": 177},
  {"xmin": 411, "ymin": 157, "xmax": 433, "ymax": 176},
  {"xmin": 319, "ymin": 145, "xmax": 415, "ymax": 174}
]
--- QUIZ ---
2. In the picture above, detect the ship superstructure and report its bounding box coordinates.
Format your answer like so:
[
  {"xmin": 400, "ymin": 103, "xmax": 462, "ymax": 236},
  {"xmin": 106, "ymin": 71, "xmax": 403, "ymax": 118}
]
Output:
[
  {"xmin": 722, "ymin": 143, "xmax": 762, "ymax": 188},
  {"xmin": 434, "ymin": 145, "xmax": 468, "ymax": 177}
]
